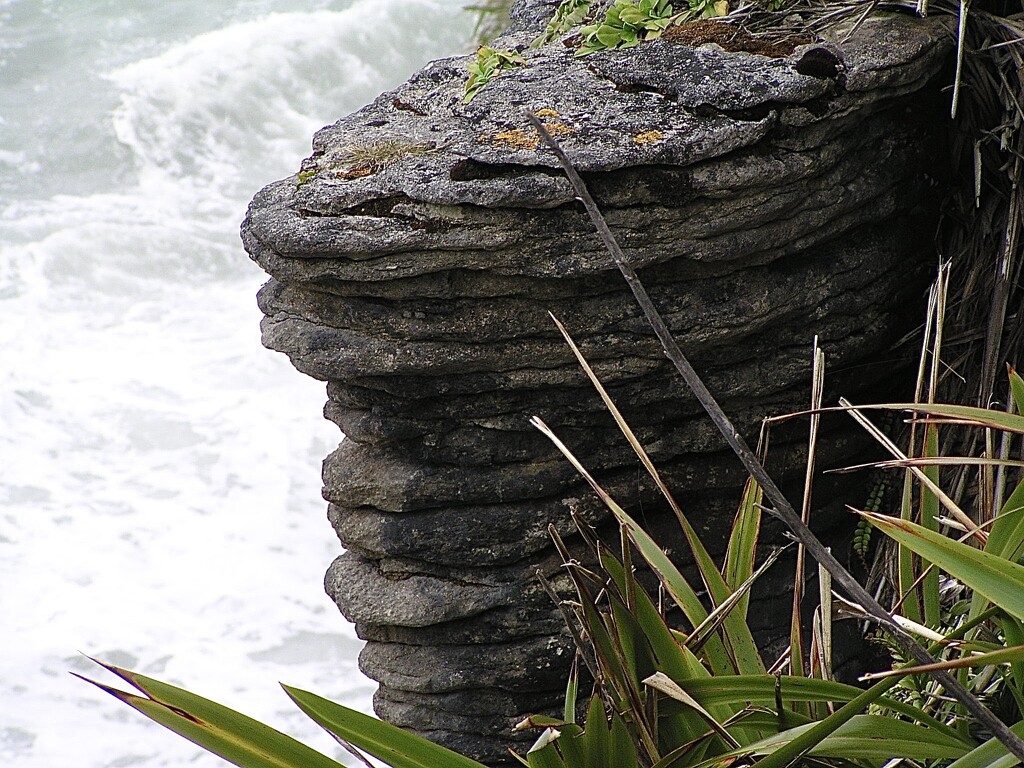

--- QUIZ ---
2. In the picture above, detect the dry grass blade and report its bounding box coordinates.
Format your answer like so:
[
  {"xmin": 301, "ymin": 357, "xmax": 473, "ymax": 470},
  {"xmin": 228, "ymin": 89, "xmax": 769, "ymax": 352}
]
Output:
[
  {"xmin": 688, "ymin": 547, "xmax": 784, "ymax": 653},
  {"xmin": 814, "ymin": 561, "xmax": 834, "ymax": 683},
  {"xmin": 860, "ymin": 644, "xmax": 1024, "ymax": 681},
  {"xmin": 835, "ymin": 456, "xmax": 1024, "ymax": 472},
  {"xmin": 546, "ymin": 313, "xmax": 764, "ymax": 674},
  {"xmin": 643, "ymin": 672, "xmax": 741, "ymax": 749},
  {"xmin": 952, "ymin": 0, "xmax": 971, "ymax": 119},
  {"xmin": 531, "ymin": 416, "xmax": 621, "ymax": 511},
  {"xmin": 791, "ymin": 339, "xmax": 825, "ymax": 678},
  {"xmin": 839, "ymin": 0, "xmax": 880, "ymax": 44},
  {"xmin": 536, "ymin": 554, "xmax": 600, "ymax": 685},
  {"xmin": 548, "ymin": 312, "xmax": 683, "ymax": 528},
  {"xmin": 840, "ymin": 398, "xmax": 984, "ymax": 543},
  {"xmin": 927, "ymin": 265, "xmax": 950, "ymax": 405}
]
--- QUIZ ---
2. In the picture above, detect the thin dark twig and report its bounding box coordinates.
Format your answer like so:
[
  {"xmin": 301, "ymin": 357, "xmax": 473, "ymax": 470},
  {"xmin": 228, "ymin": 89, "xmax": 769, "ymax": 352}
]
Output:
[{"xmin": 526, "ymin": 111, "xmax": 1024, "ymax": 762}]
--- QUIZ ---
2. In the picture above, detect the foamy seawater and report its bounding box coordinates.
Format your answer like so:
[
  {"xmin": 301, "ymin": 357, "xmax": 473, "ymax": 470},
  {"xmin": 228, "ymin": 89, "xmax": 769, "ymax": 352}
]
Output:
[{"xmin": 0, "ymin": 2, "xmax": 474, "ymax": 766}]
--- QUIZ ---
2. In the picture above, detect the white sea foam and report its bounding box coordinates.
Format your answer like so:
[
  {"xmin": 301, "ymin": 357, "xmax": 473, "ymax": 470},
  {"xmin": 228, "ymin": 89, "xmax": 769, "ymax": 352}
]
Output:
[
  {"xmin": 0, "ymin": 1, "xmax": 474, "ymax": 765},
  {"xmin": 106, "ymin": 0, "xmax": 469, "ymax": 203}
]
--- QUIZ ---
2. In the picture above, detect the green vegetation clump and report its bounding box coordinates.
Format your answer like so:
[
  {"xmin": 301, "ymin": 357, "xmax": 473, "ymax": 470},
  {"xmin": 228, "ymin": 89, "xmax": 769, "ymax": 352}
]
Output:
[
  {"xmin": 577, "ymin": 0, "xmax": 679, "ymax": 55},
  {"xmin": 463, "ymin": 45, "xmax": 526, "ymax": 102},
  {"xmin": 295, "ymin": 168, "xmax": 317, "ymax": 187},
  {"xmin": 531, "ymin": 0, "xmax": 729, "ymax": 55},
  {"xmin": 533, "ymin": 0, "xmax": 594, "ymax": 47}
]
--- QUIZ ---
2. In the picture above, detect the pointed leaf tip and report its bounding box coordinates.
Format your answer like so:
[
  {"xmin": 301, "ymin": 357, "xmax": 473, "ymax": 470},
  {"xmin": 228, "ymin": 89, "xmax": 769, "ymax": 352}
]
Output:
[{"xmin": 70, "ymin": 671, "xmax": 134, "ymax": 702}]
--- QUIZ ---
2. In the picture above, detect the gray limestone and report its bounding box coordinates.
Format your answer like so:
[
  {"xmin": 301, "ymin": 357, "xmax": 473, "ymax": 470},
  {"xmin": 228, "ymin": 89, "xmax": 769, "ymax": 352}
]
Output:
[{"xmin": 241, "ymin": 4, "xmax": 952, "ymax": 762}]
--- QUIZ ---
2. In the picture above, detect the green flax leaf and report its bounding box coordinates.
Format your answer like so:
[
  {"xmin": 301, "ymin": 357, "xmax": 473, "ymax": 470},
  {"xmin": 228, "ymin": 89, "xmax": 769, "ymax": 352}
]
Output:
[
  {"xmin": 729, "ymin": 715, "xmax": 969, "ymax": 763},
  {"xmin": 863, "ymin": 511, "xmax": 1024, "ymax": 620},
  {"xmin": 76, "ymin": 661, "xmax": 344, "ymax": 768},
  {"xmin": 284, "ymin": 685, "xmax": 489, "ymax": 768}
]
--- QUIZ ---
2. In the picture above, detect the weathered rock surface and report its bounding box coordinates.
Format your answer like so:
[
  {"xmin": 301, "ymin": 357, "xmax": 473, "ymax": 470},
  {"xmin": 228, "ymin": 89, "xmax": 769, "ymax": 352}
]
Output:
[{"xmin": 242, "ymin": 3, "xmax": 952, "ymax": 763}]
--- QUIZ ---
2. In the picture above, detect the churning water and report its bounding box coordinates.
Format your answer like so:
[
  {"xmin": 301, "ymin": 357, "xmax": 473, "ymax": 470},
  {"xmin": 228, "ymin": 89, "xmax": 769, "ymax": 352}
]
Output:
[{"xmin": 0, "ymin": 2, "xmax": 474, "ymax": 765}]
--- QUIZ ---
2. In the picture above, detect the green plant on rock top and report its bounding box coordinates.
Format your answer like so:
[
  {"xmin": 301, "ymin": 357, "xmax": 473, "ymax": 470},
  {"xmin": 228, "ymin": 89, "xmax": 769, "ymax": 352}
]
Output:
[
  {"xmin": 688, "ymin": 0, "xmax": 730, "ymax": 21},
  {"xmin": 463, "ymin": 45, "xmax": 525, "ymax": 102},
  {"xmin": 573, "ymin": 0, "xmax": 729, "ymax": 55},
  {"xmin": 532, "ymin": 0, "xmax": 594, "ymax": 47},
  {"xmin": 295, "ymin": 168, "xmax": 318, "ymax": 187},
  {"xmin": 577, "ymin": 0, "xmax": 677, "ymax": 55}
]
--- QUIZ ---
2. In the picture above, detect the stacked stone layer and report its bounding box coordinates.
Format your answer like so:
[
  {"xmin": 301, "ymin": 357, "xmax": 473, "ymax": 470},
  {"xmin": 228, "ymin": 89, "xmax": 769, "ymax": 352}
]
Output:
[{"xmin": 242, "ymin": 8, "xmax": 951, "ymax": 762}]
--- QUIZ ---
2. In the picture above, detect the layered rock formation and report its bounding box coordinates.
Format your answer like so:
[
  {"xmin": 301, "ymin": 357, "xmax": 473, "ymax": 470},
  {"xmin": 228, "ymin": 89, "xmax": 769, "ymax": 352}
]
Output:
[{"xmin": 242, "ymin": 5, "xmax": 952, "ymax": 762}]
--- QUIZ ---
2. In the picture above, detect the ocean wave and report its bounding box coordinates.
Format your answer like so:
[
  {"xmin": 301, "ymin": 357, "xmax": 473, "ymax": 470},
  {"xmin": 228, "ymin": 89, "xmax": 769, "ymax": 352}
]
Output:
[{"xmin": 106, "ymin": 0, "xmax": 472, "ymax": 199}]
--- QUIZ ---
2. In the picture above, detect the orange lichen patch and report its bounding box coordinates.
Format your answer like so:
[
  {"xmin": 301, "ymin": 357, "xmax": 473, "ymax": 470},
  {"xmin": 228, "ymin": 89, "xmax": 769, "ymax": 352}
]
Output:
[
  {"xmin": 534, "ymin": 108, "xmax": 561, "ymax": 118},
  {"xmin": 481, "ymin": 121, "xmax": 574, "ymax": 150},
  {"xmin": 664, "ymin": 19, "xmax": 810, "ymax": 58},
  {"xmin": 634, "ymin": 130, "xmax": 665, "ymax": 145},
  {"xmin": 335, "ymin": 166, "xmax": 374, "ymax": 180},
  {"xmin": 544, "ymin": 121, "xmax": 573, "ymax": 138},
  {"xmin": 485, "ymin": 129, "xmax": 541, "ymax": 150}
]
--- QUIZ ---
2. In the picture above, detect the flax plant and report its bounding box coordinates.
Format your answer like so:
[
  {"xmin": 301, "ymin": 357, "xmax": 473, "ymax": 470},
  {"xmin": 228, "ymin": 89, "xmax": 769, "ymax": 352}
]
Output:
[{"xmin": 517, "ymin": 319, "xmax": 979, "ymax": 768}]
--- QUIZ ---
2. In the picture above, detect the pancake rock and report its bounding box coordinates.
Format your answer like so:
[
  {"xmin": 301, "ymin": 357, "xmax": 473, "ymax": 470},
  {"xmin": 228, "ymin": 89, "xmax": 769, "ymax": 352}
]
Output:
[{"xmin": 242, "ymin": 4, "xmax": 952, "ymax": 762}]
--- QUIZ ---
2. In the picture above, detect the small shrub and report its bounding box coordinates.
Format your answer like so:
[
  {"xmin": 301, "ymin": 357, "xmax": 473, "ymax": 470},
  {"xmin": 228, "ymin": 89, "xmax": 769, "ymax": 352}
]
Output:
[{"xmin": 463, "ymin": 46, "xmax": 525, "ymax": 102}]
